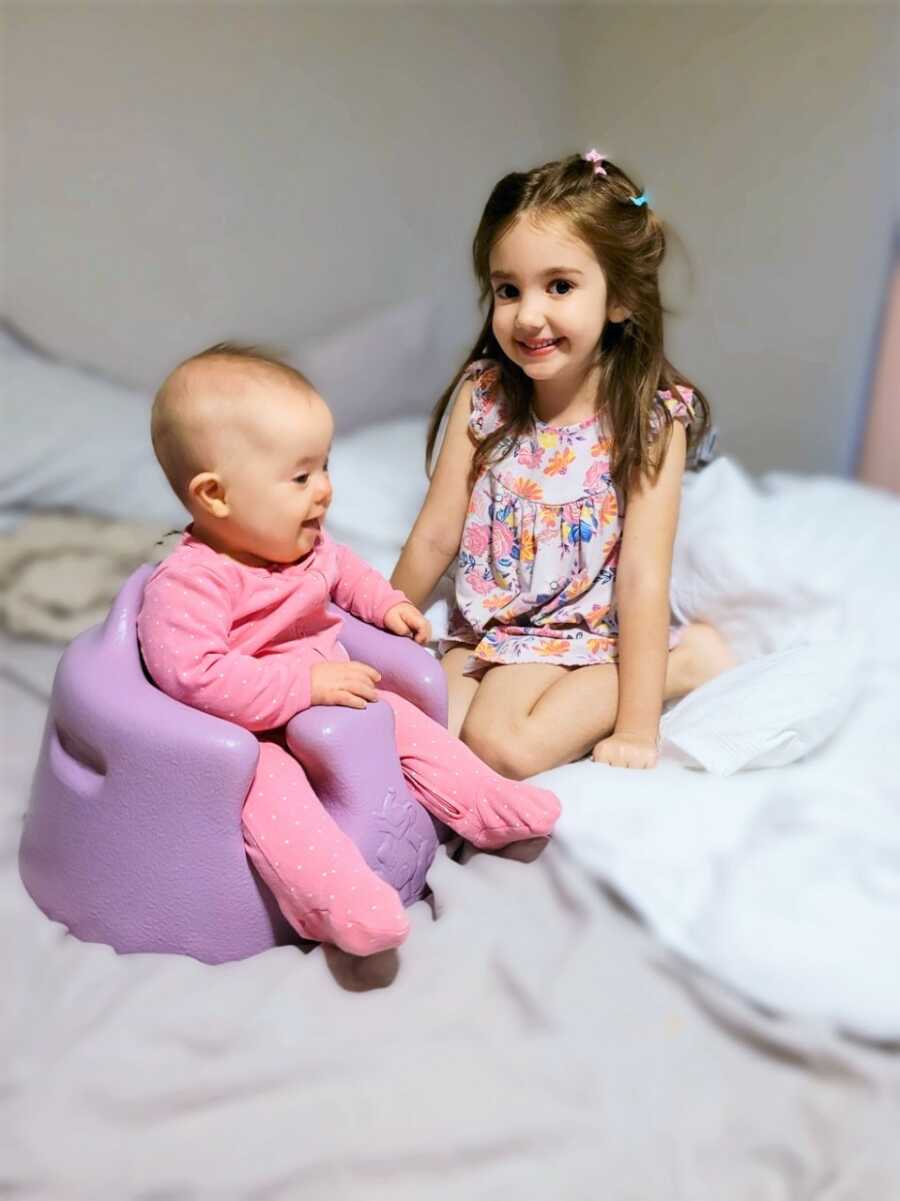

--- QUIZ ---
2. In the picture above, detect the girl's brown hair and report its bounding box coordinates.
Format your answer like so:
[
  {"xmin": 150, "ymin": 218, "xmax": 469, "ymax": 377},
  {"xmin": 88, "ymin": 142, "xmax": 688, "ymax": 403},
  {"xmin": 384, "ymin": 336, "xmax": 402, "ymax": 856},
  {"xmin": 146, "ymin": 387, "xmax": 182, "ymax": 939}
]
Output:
[{"xmin": 426, "ymin": 153, "xmax": 711, "ymax": 494}]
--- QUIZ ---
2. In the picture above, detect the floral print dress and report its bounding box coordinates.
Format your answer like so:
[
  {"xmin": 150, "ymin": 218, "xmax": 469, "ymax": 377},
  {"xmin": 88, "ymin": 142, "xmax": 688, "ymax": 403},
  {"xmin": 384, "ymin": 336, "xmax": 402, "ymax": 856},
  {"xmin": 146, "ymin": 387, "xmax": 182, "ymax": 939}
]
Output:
[{"xmin": 443, "ymin": 359, "xmax": 696, "ymax": 677}]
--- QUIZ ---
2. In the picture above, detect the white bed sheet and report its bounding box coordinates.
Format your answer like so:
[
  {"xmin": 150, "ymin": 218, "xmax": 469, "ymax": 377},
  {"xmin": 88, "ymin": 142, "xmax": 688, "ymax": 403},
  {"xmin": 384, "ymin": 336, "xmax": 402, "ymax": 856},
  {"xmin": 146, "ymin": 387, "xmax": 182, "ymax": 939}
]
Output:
[{"xmin": 2, "ymin": 637, "xmax": 899, "ymax": 1199}]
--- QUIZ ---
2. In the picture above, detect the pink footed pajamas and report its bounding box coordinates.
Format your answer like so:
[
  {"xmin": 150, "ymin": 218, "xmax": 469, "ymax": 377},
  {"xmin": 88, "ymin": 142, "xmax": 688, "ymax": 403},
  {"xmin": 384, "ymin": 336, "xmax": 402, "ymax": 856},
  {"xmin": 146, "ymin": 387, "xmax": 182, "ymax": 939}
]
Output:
[{"xmin": 138, "ymin": 530, "xmax": 560, "ymax": 955}]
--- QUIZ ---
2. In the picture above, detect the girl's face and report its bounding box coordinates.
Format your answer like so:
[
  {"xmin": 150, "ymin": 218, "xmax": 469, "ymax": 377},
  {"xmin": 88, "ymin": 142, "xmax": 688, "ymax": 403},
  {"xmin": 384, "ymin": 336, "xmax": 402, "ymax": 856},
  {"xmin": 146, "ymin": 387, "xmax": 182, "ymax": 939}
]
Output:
[{"xmin": 488, "ymin": 212, "xmax": 627, "ymax": 387}]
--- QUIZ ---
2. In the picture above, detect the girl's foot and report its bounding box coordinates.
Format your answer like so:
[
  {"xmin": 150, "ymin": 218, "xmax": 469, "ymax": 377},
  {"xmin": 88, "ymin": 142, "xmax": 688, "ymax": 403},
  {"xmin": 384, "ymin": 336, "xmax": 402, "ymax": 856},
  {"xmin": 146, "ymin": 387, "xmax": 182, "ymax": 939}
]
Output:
[{"xmin": 671, "ymin": 623, "xmax": 737, "ymax": 695}]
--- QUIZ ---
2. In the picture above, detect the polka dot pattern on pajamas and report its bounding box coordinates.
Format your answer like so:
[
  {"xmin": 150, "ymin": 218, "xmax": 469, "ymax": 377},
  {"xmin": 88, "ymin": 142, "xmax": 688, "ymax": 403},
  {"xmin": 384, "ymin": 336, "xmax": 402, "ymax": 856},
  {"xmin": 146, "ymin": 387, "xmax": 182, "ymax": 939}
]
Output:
[{"xmin": 138, "ymin": 527, "xmax": 561, "ymax": 957}]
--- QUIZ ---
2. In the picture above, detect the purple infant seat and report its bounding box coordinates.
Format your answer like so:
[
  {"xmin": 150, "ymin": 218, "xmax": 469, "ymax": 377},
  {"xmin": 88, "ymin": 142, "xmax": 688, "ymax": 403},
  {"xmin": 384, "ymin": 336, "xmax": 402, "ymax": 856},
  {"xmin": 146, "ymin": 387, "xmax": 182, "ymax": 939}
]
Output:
[{"xmin": 19, "ymin": 564, "xmax": 449, "ymax": 964}]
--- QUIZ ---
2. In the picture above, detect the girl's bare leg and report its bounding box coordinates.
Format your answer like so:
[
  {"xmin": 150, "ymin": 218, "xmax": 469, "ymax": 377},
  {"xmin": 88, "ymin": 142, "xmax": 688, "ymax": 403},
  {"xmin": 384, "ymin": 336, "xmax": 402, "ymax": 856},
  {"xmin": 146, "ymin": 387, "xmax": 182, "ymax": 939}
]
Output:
[
  {"xmin": 439, "ymin": 644, "xmax": 483, "ymax": 738},
  {"xmin": 460, "ymin": 622, "xmax": 734, "ymax": 779},
  {"xmin": 460, "ymin": 660, "xmax": 612, "ymax": 779}
]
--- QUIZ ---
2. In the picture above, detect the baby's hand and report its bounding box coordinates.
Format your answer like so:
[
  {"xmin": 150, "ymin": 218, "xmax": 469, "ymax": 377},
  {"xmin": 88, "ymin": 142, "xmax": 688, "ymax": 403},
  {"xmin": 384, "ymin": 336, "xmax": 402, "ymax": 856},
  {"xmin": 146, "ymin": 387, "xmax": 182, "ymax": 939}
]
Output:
[
  {"xmin": 383, "ymin": 602, "xmax": 431, "ymax": 645},
  {"xmin": 592, "ymin": 731, "xmax": 659, "ymax": 770},
  {"xmin": 310, "ymin": 661, "xmax": 381, "ymax": 709}
]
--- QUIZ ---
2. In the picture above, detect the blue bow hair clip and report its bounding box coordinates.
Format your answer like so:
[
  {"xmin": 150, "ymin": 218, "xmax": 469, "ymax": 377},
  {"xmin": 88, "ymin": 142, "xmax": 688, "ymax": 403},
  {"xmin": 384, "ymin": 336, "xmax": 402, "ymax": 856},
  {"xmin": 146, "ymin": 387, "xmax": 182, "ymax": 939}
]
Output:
[{"xmin": 630, "ymin": 191, "xmax": 651, "ymax": 207}]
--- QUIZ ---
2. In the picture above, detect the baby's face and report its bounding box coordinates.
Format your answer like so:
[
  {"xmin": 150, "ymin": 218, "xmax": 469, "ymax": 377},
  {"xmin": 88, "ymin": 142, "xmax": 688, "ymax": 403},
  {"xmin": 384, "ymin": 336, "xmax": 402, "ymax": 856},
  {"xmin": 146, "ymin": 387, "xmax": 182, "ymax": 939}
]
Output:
[{"xmin": 215, "ymin": 382, "xmax": 334, "ymax": 566}]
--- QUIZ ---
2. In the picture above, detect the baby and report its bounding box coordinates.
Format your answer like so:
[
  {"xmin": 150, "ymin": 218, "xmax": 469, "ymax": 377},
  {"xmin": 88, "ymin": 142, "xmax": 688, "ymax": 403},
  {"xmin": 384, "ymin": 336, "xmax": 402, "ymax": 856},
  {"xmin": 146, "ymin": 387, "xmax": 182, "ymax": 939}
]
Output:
[{"xmin": 138, "ymin": 344, "xmax": 561, "ymax": 956}]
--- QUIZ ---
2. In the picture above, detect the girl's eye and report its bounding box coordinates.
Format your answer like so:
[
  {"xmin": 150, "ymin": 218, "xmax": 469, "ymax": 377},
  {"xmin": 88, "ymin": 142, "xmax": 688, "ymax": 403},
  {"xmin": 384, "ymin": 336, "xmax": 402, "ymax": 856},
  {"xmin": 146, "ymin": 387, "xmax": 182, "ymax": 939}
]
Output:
[
  {"xmin": 495, "ymin": 284, "xmax": 518, "ymax": 301},
  {"xmin": 549, "ymin": 279, "xmax": 574, "ymax": 296}
]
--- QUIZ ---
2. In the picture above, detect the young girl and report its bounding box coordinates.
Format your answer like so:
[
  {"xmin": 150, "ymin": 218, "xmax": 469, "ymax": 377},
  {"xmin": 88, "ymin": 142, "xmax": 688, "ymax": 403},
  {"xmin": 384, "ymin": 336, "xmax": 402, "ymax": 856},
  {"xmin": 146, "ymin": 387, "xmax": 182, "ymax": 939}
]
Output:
[
  {"xmin": 392, "ymin": 150, "xmax": 733, "ymax": 779},
  {"xmin": 138, "ymin": 344, "xmax": 560, "ymax": 958}
]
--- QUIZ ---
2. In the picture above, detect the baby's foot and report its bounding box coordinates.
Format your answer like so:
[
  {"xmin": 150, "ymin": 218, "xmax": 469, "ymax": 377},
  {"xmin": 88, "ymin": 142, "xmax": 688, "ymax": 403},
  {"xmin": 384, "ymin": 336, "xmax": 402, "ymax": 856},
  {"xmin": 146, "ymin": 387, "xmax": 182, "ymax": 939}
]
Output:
[
  {"xmin": 672, "ymin": 622, "xmax": 737, "ymax": 695},
  {"xmin": 465, "ymin": 782, "xmax": 561, "ymax": 850},
  {"xmin": 406, "ymin": 767, "xmax": 561, "ymax": 851},
  {"xmin": 292, "ymin": 870, "xmax": 410, "ymax": 958},
  {"xmin": 243, "ymin": 828, "xmax": 410, "ymax": 958}
]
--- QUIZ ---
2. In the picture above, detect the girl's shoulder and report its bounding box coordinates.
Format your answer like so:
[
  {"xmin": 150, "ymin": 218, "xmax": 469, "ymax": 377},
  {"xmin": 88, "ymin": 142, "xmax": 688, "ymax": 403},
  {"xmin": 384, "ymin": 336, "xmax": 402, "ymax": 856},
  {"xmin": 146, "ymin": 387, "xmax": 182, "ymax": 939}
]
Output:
[
  {"xmin": 652, "ymin": 383, "xmax": 696, "ymax": 429},
  {"xmin": 461, "ymin": 357, "xmax": 509, "ymax": 441}
]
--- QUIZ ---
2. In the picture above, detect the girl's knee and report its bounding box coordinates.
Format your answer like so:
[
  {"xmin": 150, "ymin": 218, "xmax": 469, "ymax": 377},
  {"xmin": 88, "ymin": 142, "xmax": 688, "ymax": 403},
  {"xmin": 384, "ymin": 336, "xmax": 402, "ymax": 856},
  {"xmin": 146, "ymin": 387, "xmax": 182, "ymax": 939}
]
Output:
[{"xmin": 459, "ymin": 722, "xmax": 541, "ymax": 781}]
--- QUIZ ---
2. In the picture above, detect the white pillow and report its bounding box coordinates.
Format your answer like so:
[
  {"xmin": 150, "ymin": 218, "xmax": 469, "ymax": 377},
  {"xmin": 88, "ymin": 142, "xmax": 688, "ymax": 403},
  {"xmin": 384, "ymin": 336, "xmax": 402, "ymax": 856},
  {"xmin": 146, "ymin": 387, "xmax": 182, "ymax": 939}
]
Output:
[
  {"xmin": 671, "ymin": 459, "xmax": 839, "ymax": 659},
  {"xmin": 660, "ymin": 638, "xmax": 864, "ymax": 776},
  {"xmin": 1, "ymin": 305, "xmax": 456, "ymax": 533},
  {"xmin": 293, "ymin": 295, "xmax": 461, "ymax": 433},
  {"xmin": 326, "ymin": 415, "xmax": 430, "ymax": 550},
  {"xmin": 0, "ymin": 325, "xmax": 187, "ymax": 524}
]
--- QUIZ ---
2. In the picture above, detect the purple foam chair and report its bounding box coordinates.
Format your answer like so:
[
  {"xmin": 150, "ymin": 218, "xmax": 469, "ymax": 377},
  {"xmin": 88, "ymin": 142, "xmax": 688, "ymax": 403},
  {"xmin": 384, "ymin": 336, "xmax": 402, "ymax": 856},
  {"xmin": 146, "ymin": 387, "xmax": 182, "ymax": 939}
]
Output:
[{"xmin": 19, "ymin": 565, "xmax": 449, "ymax": 964}]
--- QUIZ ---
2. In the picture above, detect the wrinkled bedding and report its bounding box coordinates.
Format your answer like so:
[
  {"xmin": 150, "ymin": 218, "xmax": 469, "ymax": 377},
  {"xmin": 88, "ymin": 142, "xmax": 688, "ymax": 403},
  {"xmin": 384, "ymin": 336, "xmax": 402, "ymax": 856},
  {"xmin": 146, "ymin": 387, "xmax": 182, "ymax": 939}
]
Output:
[
  {"xmin": 2, "ymin": 444, "xmax": 900, "ymax": 1197},
  {"xmin": 2, "ymin": 648, "xmax": 898, "ymax": 1199}
]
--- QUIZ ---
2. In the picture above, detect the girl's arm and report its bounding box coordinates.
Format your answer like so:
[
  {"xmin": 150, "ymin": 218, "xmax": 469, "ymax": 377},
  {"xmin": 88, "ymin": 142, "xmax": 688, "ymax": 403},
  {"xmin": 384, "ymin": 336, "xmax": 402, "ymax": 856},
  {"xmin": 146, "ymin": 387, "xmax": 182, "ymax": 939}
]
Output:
[
  {"xmin": 390, "ymin": 380, "xmax": 476, "ymax": 608},
  {"xmin": 595, "ymin": 422, "xmax": 687, "ymax": 768}
]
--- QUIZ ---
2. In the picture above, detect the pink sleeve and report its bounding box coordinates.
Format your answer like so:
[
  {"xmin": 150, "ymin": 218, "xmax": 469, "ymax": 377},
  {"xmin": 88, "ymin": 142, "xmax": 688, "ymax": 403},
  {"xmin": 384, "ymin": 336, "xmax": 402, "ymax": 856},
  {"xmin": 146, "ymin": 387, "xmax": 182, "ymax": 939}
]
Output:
[
  {"xmin": 137, "ymin": 560, "xmax": 316, "ymax": 729},
  {"xmin": 331, "ymin": 542, "xmax": 409, "ymax": 627}
]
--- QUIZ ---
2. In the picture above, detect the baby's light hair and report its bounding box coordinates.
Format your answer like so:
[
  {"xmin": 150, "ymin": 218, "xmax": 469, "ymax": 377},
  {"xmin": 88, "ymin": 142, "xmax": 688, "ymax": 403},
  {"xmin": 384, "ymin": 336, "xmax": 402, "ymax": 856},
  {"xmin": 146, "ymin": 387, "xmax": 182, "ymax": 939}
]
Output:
[
  {"xmin": 184, "ymin": 342, "xmax": 312, "ymax": 389},
  {"xmin": 152, "ymin": 342, "xmax": 314, "ymax": 504}
]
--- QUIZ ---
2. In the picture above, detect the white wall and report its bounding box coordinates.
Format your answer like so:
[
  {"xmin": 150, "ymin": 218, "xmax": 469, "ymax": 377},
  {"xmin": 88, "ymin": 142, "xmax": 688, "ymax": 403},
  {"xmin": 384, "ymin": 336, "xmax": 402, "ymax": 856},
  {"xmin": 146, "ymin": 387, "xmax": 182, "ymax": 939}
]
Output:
[
  {"xmin": 2, "ymin": 3, "xmax": 897, "ymax": 474},
  {"xmin": 2, "ymin": 2, "xmax": 565, "ymax": 391},
  {"xmin": 562, "ymin": 2, "xmax": 898, "ymax": 475}
]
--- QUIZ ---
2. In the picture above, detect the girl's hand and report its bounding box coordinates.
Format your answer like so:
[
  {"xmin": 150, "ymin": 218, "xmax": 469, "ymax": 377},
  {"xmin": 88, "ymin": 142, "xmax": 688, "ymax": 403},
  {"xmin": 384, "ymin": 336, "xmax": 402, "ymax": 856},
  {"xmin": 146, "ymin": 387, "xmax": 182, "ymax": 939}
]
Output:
[
  {"xmin": 384, "ymin": 602, "xmax": 432, "ymax": 644},
  {"xmin": 592, "ymin": 731, "xmax": 659, "ymax": 770},
  {"xmin": 310, "ymin": 661, "xmax": 381, "ymax": 709}
]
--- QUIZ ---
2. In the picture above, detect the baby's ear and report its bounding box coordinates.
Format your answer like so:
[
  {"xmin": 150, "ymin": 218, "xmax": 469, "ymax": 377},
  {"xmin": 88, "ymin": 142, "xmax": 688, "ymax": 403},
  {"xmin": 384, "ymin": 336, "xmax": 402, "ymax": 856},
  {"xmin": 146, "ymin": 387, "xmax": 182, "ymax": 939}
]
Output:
[
  {"xmin": 607, "ymin": 301, "xmax": 631, "ymax": 324},
  {"xmin": 188, "ymin": 472, "xmax": 229, "ymax": 518}
]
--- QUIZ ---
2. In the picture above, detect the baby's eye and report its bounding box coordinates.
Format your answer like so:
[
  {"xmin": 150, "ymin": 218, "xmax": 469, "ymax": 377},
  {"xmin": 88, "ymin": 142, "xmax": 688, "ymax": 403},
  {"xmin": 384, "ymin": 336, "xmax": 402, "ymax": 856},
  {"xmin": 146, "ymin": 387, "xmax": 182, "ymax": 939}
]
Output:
[
  {"xmin": 293, "ymin": 473, "xmax": 310, "ymax": 485},
  {"xmin": 549, "ymin": 279, "xmax": 574, "ymax": 296},
  {"xmin": 494, "ymin": 283, "xmax": 519, "ymax": 301}
]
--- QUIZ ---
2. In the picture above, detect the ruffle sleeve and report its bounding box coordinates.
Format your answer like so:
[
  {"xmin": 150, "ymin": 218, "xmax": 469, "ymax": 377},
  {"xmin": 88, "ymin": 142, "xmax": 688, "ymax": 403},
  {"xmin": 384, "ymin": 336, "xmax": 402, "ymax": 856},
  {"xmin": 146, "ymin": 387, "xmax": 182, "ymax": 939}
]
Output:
[
  {"xmin": 650, "ymin": 384, "xmax": 695, "ymax": 440},
  {"xmin": 464, "ymin": 358, "xmax": 508, "ymax": 442}
]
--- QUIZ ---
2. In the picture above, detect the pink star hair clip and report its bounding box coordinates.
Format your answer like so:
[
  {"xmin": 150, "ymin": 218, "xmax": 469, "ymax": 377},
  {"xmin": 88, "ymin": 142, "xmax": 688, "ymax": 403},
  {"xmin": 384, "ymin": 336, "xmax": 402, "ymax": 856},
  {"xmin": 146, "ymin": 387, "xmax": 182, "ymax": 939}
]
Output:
[{"xmin": 582, "ymin": 148, "xmax": 608, "ymax": 176}]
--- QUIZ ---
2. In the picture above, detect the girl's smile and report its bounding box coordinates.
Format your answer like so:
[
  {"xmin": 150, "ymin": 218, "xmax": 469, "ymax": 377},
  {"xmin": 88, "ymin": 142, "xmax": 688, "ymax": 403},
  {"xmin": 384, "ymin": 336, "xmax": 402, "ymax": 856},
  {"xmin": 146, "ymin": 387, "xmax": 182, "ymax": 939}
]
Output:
[{"xmin": 515, "ymin": 336, "xmax": 564, "ymax": 358}]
